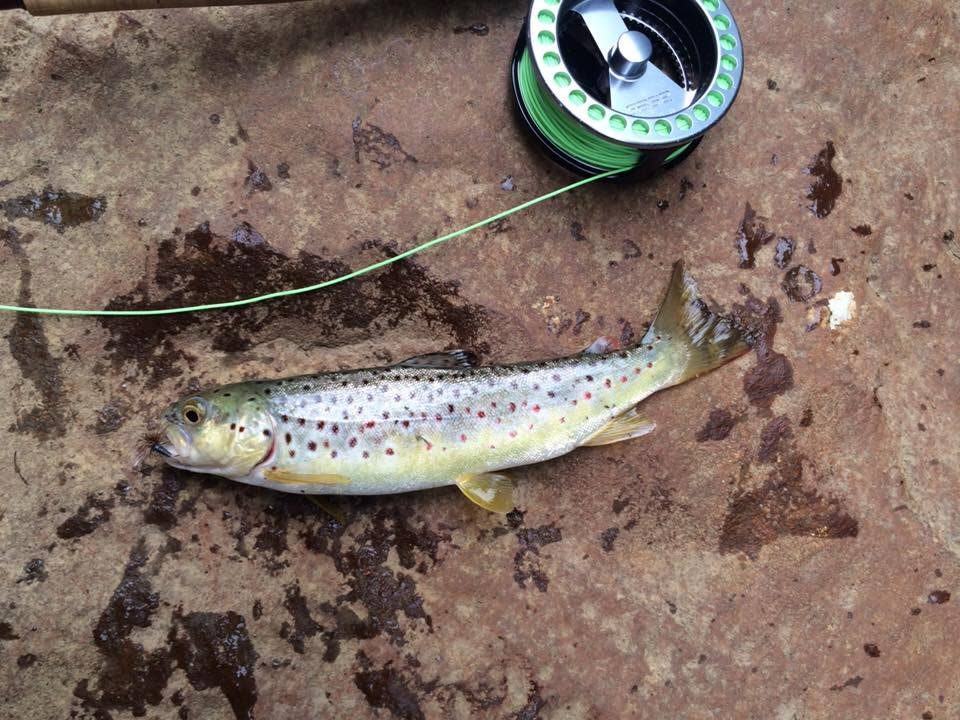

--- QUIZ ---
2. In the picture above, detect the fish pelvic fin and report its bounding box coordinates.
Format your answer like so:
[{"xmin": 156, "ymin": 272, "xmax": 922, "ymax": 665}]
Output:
[
  {"xmin": 456, "ymin": 473, "xmax": 515, "ymax": 513},
  {"xmin": 642, "ymin": 260, "xmax": 753, "ymax": 383},
  {"xmin": 582, "ymin": 409, "xmax": 656, "ymax": 447}
]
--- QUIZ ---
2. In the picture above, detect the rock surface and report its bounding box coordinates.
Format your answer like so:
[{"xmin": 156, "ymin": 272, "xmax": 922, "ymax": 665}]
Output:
[{"xmin": 0, "ymin": 1, "xmax": 957, "ymax": 718}]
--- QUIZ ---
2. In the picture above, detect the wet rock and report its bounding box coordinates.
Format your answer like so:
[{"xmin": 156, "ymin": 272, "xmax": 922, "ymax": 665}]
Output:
[{"xmin": 805, "ymin": 141, "xmax": 842, "ymax": 218}]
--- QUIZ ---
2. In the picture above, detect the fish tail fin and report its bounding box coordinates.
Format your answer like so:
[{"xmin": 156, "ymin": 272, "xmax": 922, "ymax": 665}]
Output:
[{"xmin": 641, "ymin": 260, "xmax": 753, "ymax": 384}]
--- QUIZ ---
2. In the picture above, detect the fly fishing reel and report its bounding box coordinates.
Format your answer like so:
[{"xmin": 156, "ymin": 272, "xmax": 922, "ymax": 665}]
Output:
[{"xmin": 511, "ymin": 0, "xmax": 743, "ymax": 179}]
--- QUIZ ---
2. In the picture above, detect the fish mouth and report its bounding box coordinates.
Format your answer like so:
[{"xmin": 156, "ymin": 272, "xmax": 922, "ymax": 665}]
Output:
[{"xmin": 151, "ymin": 441, "xmax": 177, "ymax": 458}]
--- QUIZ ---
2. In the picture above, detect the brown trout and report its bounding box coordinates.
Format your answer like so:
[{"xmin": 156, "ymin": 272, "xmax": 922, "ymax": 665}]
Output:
[{"xmin": 150, "ymin": 262, "xmax": 751, "ymax": 512}]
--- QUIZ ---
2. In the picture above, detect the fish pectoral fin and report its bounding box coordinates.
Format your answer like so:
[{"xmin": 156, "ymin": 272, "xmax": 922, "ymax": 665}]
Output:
[
  {"xmin": 395, "ymin": 349, "xmax": 478, "ymax": 369},
  {"xmin": 581, "ymin": 410, "xmax": 656, "ymax": 447},
  {"xmin": 307, "ymin": 496, "xmax": 347, "ymax": 524},
  {"xmin": 263, "ymin": 469, "xmax": 351, "ymax": 485},
  {"xmin": 582, "ymin": 335, "xmax": 621, "ymax": 355},
  {"xmin": 455, "ymin": 473, "xmax": 515, "ymax": 513}
]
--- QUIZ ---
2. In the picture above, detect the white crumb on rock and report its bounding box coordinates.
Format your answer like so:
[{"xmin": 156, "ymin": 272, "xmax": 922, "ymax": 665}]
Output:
[{"xmin": 828, "ymin": 291, "xmax": 856, "ymax": 329}]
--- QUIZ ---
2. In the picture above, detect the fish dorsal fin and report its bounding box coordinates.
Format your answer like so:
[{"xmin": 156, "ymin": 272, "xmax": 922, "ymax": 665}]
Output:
[
  {"xmin": 264, "ymin": 469, "xmax": 351, "ymax": 486},
  {"xmin": 581, "ymin": 409, "xmax": 656, "ymax": 447},
  {"xmin": 455, "ymin": 473, "xmax": 515, "ymax": 513},
  {"xmin": 396, "ymin": 350, "xmax": 478, "ymax": 369}
]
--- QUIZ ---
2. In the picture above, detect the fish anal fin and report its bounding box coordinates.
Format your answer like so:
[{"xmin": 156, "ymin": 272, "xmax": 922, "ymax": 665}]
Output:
[
  {"xmin": 396, "ymin": 350, "xmax": 478, "ymax": 369},
  {"xmin": 582, "ymin": 410, "xmax": 656, "ymax": 447},
  {"xmin": 264, "ymin": 469, "xmax": 351, "ymax": 486},
  {"xmin": 456, "ymin": 473, "xmax": 515, "ymax": 513}
]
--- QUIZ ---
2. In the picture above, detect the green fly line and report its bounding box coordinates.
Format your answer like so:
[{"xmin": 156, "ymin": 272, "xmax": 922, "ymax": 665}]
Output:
[
  {"xmin": 0, "ymin": 168, "xmax": 617, "ymax": 317},
  {"xmin": 517, "ymin": 47, "xmax": 641, "ymax": 172}
]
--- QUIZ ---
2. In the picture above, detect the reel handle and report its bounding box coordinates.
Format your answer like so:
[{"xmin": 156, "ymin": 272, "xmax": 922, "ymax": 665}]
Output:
[{"xmin": 3, "ymin": 0, "xmax": 305, "ymax": 14}]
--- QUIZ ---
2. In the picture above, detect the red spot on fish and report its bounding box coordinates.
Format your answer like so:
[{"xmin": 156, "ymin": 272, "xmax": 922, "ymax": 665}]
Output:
[
  {"xmin": 425, "ymin": 441, "xmax": 433, "ymax": 451},
  {"xmin": 385, "ymin": 448, "xmax": 395, "ymax": 456},
  {"xmin": 239, "ymin": 427, "xmax": 245, "ymax": 433},
  {"xmin": 365, "ymin": 421, "xmax": 375, "ymax": 428},
  {"xmin": 323, "ymin": 440, "xmax": 330, "ymax": 448},
  {"xmin": 605, "ymin": 378, "xmax": 612, "ymax": 388},
  {"xmin": 317, "ymin": 421, "xmax": 325, "ymax": 430},
  {"xmin": 584, "ymin": 392, "xmax": 592, "ymax": 400},
  {"xmin": 460, "ymin": 434, "xmax": 467, "ymax": 442},
  {"xmin": 435, "ymin": 414, "xmax": 443, "ymax": 421},
  {"xmin": 448, "ymin": 404, "xmax": 455, "ymax": 413},
  {"xmin": 349, "ymin": 437, "xmax": 357, "ymax": 447},
  {"xmin": 332, "ymin": 424, "xmax": 339, "ymax": 433},
  {"xmin": 477, "ymin": 411, "xmax": 486, "ymax": 418},
  {"xmin": 620, "ymin": 376, "xmax": 628, "ymax": 383},
  {"xmin": 465, "ymin": 407, "xmax": 471, "ymax": 414},
  {"xmin": 533, "ymin": 405, "xmax": 541, "ymax": 412},
  {"xmin": 647, "ymin": 362, "xmax": 653, "ymax": 368},
  {"xmin": 308, "ymin": 441, "xmax": 317, "ymax": 451},
  {"xmin": 331, "ymin": 450, "xmax": 338, "ymax": 458},
  {"xmin": 509, "ymin": 430, "xmax": 517, "ymax": 438},
  {"xmin": 281, "ymin": 415, "xmax": 289, "ymax": 423},
  {"xmin": 509, "ymin": 402, "xmax": 517, "ymax": 412},
  {"xmin": 298, "ymin": 418, "xmax": 306, "ymax": 426},
  {"xmin": 402, "ymin": 420, "xmax": 410, "ymax": 428},
  {"xmin": 491, "ymin": 402, "xmax": 497, "ymax": 408},
  {"xmin": 362, "ymin": 451, "xmax": 369, "ymax": 459}
]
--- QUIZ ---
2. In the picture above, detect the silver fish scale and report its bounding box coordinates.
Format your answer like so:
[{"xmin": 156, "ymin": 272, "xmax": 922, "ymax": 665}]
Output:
[{"xmin": 251, "ymin": 343, "xmax": 680, "ymax": 494}]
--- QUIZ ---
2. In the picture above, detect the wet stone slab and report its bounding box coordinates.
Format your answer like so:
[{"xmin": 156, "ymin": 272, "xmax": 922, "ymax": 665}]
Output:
[{"xmin": 0, "ymin": 0, "xmax": 958, "ymax": 718}]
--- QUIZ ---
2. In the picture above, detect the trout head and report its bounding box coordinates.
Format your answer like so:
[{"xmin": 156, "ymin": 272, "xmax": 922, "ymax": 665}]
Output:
[{"xmin": 153, "ymin": 385, "xmax": 274, "ymax": 478}]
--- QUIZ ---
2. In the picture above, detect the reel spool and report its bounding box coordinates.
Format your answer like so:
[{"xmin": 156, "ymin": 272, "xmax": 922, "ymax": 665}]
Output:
[{"xmin": 511, "ymin": 0, "xmax": 743, "ymax": 180}]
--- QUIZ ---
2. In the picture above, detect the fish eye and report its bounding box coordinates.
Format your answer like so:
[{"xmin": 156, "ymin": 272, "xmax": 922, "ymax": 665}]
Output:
[{"xmin": 182, "ymin": 401, "xmax": 205, "ymax": 425}]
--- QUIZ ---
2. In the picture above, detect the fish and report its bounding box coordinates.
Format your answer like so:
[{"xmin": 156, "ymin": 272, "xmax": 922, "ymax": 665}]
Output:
[{"xmin": 149, "ymin": 262, "xmax": 752, "ymax": 512}]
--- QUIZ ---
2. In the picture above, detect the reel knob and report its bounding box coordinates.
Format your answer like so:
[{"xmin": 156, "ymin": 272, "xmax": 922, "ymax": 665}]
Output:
[{"xmin": 609, "ymin": 30, "xmax": 653, "ymax": 80}]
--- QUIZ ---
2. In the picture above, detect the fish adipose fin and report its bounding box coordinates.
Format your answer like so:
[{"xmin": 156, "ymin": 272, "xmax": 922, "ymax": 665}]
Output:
[
  {"xmin": 396, "ymin": 350, "xmax": 478, "ymax": 369},
  {"xmin": 264, "ymin": 469, "xmax": 351, "ymax": 485},
  {"xmin": 581, "ymin": 335, "xmax": 621, "ymax": 355},
  {"xmin": 456, "ymin": 473, "xmax": 515, "ymax": 513},
  {"xmin": 642, "ymin": 260, "xmax": 753, "ymax": 383},
  {"xmin": 582, "ymin": 409, "xmax": 656, "ymax": 447}
]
